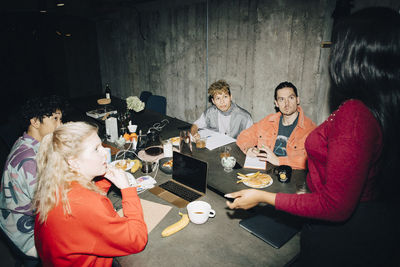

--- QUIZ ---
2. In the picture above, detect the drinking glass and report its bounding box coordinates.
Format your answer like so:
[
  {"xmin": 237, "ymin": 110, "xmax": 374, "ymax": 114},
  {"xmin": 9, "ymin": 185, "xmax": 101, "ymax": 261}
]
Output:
[
  {"xmin": 179, "ymin": 130, "xmax": 192, "ymax": 155},
  {"xmin": 296, "ymin": 180, "xmax": 308, "ymax": 194},
  {"xmin": 195, "ymin": 137, "xmax": 206, "ymax": 149},
  {"xmin": 118, "ymin": 111, "xmax": 130, "ymax": 133},
  {"xmin": 219, "ymin": 146, "xmax": 231, "ymax": 158},
  {"xmin": 221, "ymin": 156, "xmax": 236, "ymax": 172}
]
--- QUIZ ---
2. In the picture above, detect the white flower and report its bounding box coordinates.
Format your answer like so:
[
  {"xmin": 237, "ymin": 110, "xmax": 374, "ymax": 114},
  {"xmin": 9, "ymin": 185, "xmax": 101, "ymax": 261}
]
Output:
[{"xmin": 126, "ymin": 96, "xmax": 145, "ymax": 112}]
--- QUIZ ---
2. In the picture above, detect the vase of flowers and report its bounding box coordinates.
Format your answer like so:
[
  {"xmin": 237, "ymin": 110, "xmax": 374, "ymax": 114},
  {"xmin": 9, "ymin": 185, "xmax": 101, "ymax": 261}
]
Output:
[{"xmin": 126, "ymin": 96, "xmax": 145, "ymax": 114}]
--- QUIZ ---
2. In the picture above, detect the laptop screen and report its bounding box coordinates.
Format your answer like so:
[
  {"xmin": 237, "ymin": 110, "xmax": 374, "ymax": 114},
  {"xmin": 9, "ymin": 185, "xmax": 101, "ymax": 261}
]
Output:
[{"xmin": 172, "ymin": 151, "xmax": 208, "ymax": 193}]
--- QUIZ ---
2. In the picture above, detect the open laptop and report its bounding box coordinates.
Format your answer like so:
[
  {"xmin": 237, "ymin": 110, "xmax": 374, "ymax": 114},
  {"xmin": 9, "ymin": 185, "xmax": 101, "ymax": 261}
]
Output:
[{"xmin": 149, "ymin": 151, "xmax": 208, "ymax": 208}]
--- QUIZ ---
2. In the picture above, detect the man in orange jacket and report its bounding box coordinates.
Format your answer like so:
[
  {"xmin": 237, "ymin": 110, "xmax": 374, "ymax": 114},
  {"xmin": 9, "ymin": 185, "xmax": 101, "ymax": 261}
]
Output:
[{"xmin": 236, "ymin": 82, "xmax": 316, "ymax": 170}]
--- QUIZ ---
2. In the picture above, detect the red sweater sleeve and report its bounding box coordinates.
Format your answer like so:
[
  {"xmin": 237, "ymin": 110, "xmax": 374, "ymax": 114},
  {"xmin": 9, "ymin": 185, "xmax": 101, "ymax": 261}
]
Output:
[
  {"xmin": 275, "ymin": 100, "xmax": 382, "ymax": 221},
  {"xmin": 80, "ymin": 187, "xmax": 148, "ymax": 256},
  {"xmin": 94, "ymin": 176, "xmax": 112, "ymax": 193}
]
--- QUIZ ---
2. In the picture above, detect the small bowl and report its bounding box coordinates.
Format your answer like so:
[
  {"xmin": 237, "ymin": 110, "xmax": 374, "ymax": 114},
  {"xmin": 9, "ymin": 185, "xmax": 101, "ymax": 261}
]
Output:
[
  {"xmin": 274, "ymin": 165, "xmax": 292, "ymax": 183},
  {"xmin": 145, "ymin": 146, "xmax": 163, "ymax": 156},
  {"xmin": 159, "ymin": 157, "xmax": 173, "ymax": 175}
]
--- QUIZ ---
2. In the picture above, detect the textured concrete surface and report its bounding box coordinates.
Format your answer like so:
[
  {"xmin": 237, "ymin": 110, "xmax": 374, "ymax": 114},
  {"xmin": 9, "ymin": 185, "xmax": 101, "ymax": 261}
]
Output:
[{"xmin": 96, "ymin": 0, "xmax": 335, "ymax": 125}]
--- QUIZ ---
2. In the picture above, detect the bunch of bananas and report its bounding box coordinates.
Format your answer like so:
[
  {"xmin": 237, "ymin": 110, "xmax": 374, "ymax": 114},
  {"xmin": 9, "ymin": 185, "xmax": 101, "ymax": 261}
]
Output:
[{"xmin": 130, "ymin": 159, "xmax": 142, "ymax": 173}]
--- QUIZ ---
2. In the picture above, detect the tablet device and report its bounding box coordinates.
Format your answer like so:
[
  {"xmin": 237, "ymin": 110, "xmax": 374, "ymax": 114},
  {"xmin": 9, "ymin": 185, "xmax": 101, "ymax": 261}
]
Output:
[{"xmin": 239, "ymin": 214, "xmax": 300, "ymax": 249}]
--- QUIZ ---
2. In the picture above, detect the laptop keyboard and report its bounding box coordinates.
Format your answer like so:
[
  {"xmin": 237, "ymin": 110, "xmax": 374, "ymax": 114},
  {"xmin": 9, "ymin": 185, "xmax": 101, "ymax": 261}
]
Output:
[{"xmin": 159, "ymin": 181, "xmax": 201, "ymax": 202}]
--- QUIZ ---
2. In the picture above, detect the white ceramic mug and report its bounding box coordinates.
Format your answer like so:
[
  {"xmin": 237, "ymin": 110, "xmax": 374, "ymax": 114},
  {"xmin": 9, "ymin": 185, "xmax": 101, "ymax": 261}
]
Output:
[
  {"xmin": 128, "ymin": 124, "xmax": 137, "ymax": 133},
  {"xmin": 186, "ymin": 201, "xmax": 216, "ymax": 224}
]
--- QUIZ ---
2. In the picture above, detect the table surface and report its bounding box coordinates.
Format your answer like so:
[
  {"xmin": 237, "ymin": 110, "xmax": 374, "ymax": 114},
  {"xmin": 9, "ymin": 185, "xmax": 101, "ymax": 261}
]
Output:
[{"xmin": 70, "ymin": 96, "xmax": 304, "ymax": 266}]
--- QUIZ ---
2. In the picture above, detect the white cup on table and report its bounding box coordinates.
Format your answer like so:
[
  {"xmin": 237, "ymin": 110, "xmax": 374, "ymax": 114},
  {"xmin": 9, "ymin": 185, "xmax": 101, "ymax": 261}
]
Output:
[
  {"xmin": 128, "ymin": 124, "xmax": 137, "ymax": 133},
  {"xmin": 187, "ymin": 201, "xmax": 216, "ymax": 224}
]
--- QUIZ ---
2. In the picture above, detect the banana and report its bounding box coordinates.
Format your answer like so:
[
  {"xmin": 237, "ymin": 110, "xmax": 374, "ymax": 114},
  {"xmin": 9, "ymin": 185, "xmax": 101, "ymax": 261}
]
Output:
[
  {"xmin": 130, "ymin": 159, "xmax": 142, "ymax": 173},
  {"xmin": 237, "ymin": 171, "xmax": 260, "ymax": 179},
  {"xmin": 237, "ymin": 173, "xmax": 247, "ymax": 178},
  {"xmin": 161, "ymin": 212, "xmax": 189, "ymax": 237},
  {"xmin": 247, "ymin": 171, "xmax": 260, "ymax": 178}
]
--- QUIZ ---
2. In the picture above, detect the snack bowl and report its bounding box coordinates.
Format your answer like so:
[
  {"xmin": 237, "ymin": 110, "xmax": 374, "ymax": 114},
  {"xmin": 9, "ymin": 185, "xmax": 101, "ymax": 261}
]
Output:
[
  {"xmin": 159, "ymin": 157, "xmax": 173, "ymax": 175},
  {"xmin": 274, "ymin": 165, "xmax": 292, "ymax": 183}
]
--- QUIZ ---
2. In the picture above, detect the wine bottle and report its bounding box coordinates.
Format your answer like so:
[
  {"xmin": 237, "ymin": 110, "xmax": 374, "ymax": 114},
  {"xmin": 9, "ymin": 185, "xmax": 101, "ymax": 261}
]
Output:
[{"xmin": 105, "ymin": 84, "xmax": 111, "ymax": 99}]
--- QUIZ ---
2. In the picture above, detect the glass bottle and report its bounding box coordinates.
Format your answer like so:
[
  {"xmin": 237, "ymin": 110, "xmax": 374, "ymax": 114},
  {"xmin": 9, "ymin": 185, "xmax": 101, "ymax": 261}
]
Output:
[{"xmin": 105, "ymin": 83, "xmax": 111, "ymax": 99}]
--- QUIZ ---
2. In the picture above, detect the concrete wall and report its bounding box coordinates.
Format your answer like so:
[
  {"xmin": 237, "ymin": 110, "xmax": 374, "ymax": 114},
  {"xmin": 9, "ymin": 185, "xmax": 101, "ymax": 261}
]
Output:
[{"xmin": 95, "ymin": 0, "xmax": 397, "ymax": 125}]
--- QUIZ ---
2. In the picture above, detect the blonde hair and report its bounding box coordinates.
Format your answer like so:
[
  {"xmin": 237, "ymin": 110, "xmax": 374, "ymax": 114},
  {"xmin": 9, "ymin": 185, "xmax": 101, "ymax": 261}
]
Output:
[
  {"xmin": 34, "ymin": 121, "xmax": 104, "ymax": 223},
  {"xmin": 208, "ymin": 79, "xmax": 231, "ymax": 99}
]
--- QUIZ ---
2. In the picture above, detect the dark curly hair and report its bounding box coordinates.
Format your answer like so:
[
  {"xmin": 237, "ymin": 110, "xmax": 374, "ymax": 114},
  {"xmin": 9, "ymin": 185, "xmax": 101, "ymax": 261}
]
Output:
[{"xmin": 21, "ymin": 95, "xmax": 67, "ymax": 129}]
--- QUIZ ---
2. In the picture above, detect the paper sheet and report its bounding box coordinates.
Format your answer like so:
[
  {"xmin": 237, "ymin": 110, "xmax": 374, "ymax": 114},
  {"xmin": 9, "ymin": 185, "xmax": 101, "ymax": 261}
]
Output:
[
  {"xmin": 198, "ymin": 129, "xmax": 236, "ymax": 150},
  {"xmin": 243, "ymin": 155, "xmax": 267, "ymax": 170},
  {"xmin": 117, "ymin": 199, "xmax": 172, "ymax": 233}
]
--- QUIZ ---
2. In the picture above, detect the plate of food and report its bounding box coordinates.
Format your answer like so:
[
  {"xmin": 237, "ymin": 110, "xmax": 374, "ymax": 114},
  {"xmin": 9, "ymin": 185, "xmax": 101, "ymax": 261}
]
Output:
[
  {"xmin": 110, "ymin": 159, "xmax": 135, "ymax": 171},
  {"xmin": 237, "ymin": 172, "xmax": 273, "ymax": 188},
  {"xmin": 169, "ymin": 136, "xmax": 180, "ymax": 146},
  {"xmin": 159, "ymin": 157, "xmax": 173, "ymax": 174}
]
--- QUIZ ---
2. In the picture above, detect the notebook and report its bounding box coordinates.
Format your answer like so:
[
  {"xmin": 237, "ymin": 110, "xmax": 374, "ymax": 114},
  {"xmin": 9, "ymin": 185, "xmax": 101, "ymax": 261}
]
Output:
[
  {"xmin": 239, "ymin": 214, "xmax": 300, "ymax": 249},
  {"xmin": 243, "ymin": 155, "xmax": 267, "ymax": 170},
  {"xmin": 149, "ymin": 151, "xmax": 208, "ymax": 208}
]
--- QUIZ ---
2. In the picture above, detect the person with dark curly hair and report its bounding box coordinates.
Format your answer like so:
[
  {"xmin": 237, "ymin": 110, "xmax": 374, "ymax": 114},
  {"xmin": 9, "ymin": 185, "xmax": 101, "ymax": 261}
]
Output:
[
  {"xmin": 0, "ymin": 95, "xmax": 65, "ymax": 261},
  {"xmin": 191, "ymin": 79, "xmax": 253, "ymax": 139}
]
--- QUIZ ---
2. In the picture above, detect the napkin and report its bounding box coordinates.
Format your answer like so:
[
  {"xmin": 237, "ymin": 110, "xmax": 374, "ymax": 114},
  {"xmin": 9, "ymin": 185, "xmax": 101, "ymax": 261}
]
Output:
[{"xmin": 117, "ymin": 199, "xmax": 172, "ymax": 233}]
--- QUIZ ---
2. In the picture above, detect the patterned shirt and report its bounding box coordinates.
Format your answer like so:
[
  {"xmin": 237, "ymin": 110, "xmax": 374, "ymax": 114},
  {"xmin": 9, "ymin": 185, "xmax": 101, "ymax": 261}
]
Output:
[{"xmin": 0, "ymin": 133, "xmax": 39, "ymax": 254}]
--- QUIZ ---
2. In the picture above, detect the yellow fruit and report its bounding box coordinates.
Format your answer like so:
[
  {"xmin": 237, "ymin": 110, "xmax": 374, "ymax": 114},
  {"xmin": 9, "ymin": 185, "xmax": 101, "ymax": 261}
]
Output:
[
  {"xmin": 130, "ymin": 159, "xmax": 142, "ymax": 173},
  {"xmin": 123, "ymin": 133, "xmax": 131, "ymax": 141},
  {"xmin": 247, "ymin": 171, "xmax": 260, "ymax": 178},
  {"xmin": 161, "ymin": 212, "xmax": 189, "ymax": 237}
]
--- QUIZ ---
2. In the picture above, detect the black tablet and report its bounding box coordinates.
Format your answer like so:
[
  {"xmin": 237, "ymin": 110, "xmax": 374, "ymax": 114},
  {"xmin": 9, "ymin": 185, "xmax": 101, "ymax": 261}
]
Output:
[{"xmin": 239, "ymin": 214, "xmax": 300, "ymax": 249}]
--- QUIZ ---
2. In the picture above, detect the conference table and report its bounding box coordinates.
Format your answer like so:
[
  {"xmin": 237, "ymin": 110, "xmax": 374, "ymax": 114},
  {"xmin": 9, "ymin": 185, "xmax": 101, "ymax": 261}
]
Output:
[{"xmin": 68, "ymin": 95, "xmax": 307, "ymax": 266}]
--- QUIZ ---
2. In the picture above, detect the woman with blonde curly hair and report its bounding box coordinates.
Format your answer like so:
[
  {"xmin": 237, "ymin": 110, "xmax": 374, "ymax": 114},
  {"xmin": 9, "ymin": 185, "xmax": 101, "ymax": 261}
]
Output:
[{"xmin": 33, "ymin": 121, "xmax": 147, "ymax": 267}]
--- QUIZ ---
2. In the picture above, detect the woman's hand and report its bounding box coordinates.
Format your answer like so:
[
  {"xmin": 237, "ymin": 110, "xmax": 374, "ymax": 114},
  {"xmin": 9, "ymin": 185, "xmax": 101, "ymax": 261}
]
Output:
[
  {"xmin": 225, "ymin": 189, "xmax": 276, "ymax": 209},
  {"xmin": 104, "ymin": 165, "xmax": 131, "ymax": 189},
  {"xmin": 225, "ymin": 189, "xmax": 264, "ymax": 210}
]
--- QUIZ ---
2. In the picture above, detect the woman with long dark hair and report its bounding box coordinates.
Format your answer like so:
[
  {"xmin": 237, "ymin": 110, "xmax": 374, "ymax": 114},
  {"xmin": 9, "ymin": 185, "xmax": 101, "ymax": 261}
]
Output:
[{"xmin": 226, "ymin": 7, "xmax": 400, "ymax": 266}]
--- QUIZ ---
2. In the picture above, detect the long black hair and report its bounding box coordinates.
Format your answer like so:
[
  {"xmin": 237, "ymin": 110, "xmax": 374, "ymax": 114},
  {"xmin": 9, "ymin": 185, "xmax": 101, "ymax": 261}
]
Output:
[{"xmin": 329, "ymin": 7, "xmax": 400, "ymax": 201}]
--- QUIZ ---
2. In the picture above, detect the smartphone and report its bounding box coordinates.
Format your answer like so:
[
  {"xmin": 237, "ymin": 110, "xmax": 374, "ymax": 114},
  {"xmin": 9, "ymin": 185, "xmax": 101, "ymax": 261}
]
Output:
[{"xmin": 224, "ymin": 196, "xmax": 236, "ymax": 202}]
